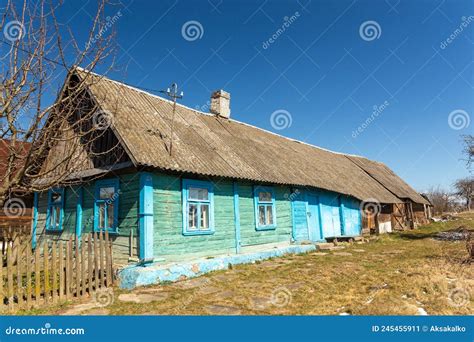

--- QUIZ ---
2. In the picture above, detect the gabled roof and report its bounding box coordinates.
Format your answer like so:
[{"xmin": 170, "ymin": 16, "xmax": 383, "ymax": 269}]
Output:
[
  {"xmin": 72, "ymin": 68, "xmax": 422, "ymax": 204},
  {"xmin": 346, "ymin": 155, "xmax": 429, "ymax": 205}
]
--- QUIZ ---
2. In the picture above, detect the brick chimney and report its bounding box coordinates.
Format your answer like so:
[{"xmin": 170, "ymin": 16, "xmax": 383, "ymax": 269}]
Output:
[{"xmin": 210, "ymin": 90, "xmax": 230, "ymax": 118}]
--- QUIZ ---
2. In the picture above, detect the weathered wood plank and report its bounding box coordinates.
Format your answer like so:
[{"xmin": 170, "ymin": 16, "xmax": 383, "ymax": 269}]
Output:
[
  {"xmin": 26, "ymin": 244, "xmax": 31, "ymax": 309},
  {"xmin": 59, "ymin": 241, "xmax": 64, "ymax": 301},
  {"xmin": 34, "ymin": 246, "xmax": 40, "ymax": 306},
  {"xmin": 65, "ymin": 238, "xmax": 72, "ymax": 300},
  {"xmin": 99, "ymin": 232, "xmax": 105, "ymax": 288},
  {"xmin": 44, "ymin": 243, "xmax": 49, "ymax": 304},
  {"xmin": 7, "ymin": 245, "xmax": 14, "ymax": 311},
  {"xmin": 75, "ymin": 237, "xmax": 80, "ymax": 298},
  {"xmin": 81, "ymin": 234, "xmax": 86, "ymax": 298},
  {"xmin": 52, "ymin": 241, "xmax": 57, "ymax": 303},
  {"xmin": 93, "ymin": 233, "xmax": 99, "ymax": 290},
  {"xmin": 16, "ymin": 240, "xmax": 23, "ymax": 309},
  {"xmin": 88, "ymin": 234, "xmax": 93, "ymax": 295}
]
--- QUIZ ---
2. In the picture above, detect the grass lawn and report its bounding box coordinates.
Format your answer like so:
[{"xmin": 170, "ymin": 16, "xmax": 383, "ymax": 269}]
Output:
[{"xmin": 27, "ymin": 212, "xmax": 474, "ymax": 315}]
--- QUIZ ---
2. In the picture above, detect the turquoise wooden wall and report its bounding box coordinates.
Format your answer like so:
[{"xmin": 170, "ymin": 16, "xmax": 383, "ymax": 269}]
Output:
[
  {"xmin": 34, "ymin": 171, "xmax": 362, "ymax": 264},
  {"xmin": 34, "ymin": 173, "xmax": 140, "ymax": 263},
  {"xmin": 151, "ymin": 173, "xmax": 293, "ymax": 261}
]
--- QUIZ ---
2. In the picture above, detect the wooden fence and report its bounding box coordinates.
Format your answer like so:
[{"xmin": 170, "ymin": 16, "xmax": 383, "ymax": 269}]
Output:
[
  {"xmin": 0, "ymin": 226, "xmax": 31, "ymax": 256},
  {"xmin": 0, "ymin": 232, "xmax": 114, "ymax": 312}
]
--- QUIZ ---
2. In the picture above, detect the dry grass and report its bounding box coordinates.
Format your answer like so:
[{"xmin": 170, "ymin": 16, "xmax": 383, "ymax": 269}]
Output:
[{"xmin": 30, "ymin": 212, "xmax": 474, "ymax": 315}]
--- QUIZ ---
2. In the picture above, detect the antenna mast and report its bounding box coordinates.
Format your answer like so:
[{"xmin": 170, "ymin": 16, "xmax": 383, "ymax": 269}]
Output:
[{"xmin": 159, "ymin": 83, "xmax": 183, "ymax": 156}]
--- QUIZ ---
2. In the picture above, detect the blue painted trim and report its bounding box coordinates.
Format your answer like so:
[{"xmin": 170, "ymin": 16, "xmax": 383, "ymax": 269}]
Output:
[
  {"xmin": 290, "ymin": 191, "xmax": 297, "ymax": 241},
  {"xmin": 139, "ymin": 172, "xmax": 154, "ymax": 260},
  {"xmin": 317, "ymin": 196, "xmax": 325, "ymax": 241},
  {"xmin": 31, "ymin": 192, "xmax": 38, "ymax": 249},
  {"xmin": 339, "ymin": 196, "xmax": 346, "ymax": 236},
  {"xmin": 182, "ymin": 179, "xmax": 215, "ymax": 236},
  {"xmin": 93, "ymin": 178, "xmax": 120, "ymax": 233},
  {"xmin": 253, "ymin": 186, "xmax": 277, "ymax": 231},
  {"xmin": 75, "ymin": 187, "xmax": 83, "ymax": 241},
  {"xmin": 233, "ymin": 181, "xmax": 241, "ymax": 254},
  {"xmin": 46, "ymin": 188, "xmax": 65, "ymax": 232}
]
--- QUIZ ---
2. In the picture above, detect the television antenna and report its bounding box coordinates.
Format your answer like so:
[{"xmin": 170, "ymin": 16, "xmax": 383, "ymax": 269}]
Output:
[{"xmin": 159, "ymin": 83, "xmax": 183, "ymax": 156}]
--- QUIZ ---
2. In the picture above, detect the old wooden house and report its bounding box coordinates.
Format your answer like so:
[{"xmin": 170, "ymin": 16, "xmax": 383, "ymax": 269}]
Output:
[{"xmin": 31, "ymin": 68, "xmax": 429, "ymax": 275}]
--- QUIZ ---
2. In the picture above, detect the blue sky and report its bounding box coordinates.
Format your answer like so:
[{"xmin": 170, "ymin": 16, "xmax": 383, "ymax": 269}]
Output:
[{"xmin": 39, "ymin": 0, "xmax": 474, "ymax": 191}]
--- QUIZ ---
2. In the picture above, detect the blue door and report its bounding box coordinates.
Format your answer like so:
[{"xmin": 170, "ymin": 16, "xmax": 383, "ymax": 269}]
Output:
[
  {"xmin": 320, "ymin": 194, "xmax": 342, "ymax": 238},
  {"xmin": 307, "ymin": 194, "xmax": 322, "ymax": 241},
  {"xmin": 341, "ymin": 197, "xmax": 362, "ymax": 236},
  {"xmin": 292, "ymin": 198, "xmax": 309, "ymax": 241}
]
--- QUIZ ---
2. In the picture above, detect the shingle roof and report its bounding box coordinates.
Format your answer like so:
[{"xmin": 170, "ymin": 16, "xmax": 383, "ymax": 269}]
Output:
[
  {"xmin": 74, "ymin": 68, "xmax": 424, "ymax": 204},
  {"xmin": 346, "ymin": 155, "xmax": 429, "ymax": 205}
]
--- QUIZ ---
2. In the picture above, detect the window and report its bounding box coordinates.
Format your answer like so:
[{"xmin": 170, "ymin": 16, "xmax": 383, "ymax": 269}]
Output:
[
  {"xmin": 254, "ymin": 186, "xmax": 276, "ymax": 230},
  {"xmin": 182, "ymin": 179, "xmax": 214, "ymax": 235},
  {"xmin": 94, "ymin": 179, "xmax": 119, "ymax": 233},
  {"xmin": 47, "ymin": 188, "xmax": 64, "ymax": 231}
]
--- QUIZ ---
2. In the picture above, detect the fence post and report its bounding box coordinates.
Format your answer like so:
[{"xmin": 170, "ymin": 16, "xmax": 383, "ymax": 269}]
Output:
[
  {"xmin": 34, "ymin": 246, "xmax": 40, "ymax": 306},
  {"xmin": 16, "ymin": 239, "xmax": 23, "ymax": 309},
  {"xmin": 87, "ymin": 234, "xmax": 93, "ymax": 295},
  {"xmin": 7, "ymin": 245, "xmax": 13, "ymax": 312},
  {"xmin": 93, "ymin": 233, "xmax": 99, "ymax": 290},
  {"xmin": 99, "ymin": 232, "xmax": 105, "ymax": 288},
  {"xmin": 65, "ymin": 237, "xmax": 72, "ymax": 300},
  {"xmin": 44, "ymin": 242, "xmax": 49, "ymax": 304},
  {"xmin": 52, "ymin": 241, "xmax": 57, "ymax": 303},
  {"xmin": 59, "ymin": 241, "xmax": 64, "ymax": 301},
  {"xmin": 26, "ymin": 243, "xmax": 31, "ymax": 309},
  {"xmin": 75, "ymin": 237, "xmax": 80, "ymax": 298},
  {"xmin": 81, "ymin": 234, "xmax": 86, "ymax": 298}
]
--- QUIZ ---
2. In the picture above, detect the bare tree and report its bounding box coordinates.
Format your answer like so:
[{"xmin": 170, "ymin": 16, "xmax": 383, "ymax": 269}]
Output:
[
  {"xmin": 462, "ymin": 134, "xmax": 473, "ymax": 171},
  {"xmin": 0, "ymin": 0, "xmax": 122, "ymax": 206},
  {"xmin": 454, "ymin": 177, "xmax": 473, "ymax": 211},
  {"xmin": 426, "ymin": 186, "xmax": 452, "ymax": 215}
]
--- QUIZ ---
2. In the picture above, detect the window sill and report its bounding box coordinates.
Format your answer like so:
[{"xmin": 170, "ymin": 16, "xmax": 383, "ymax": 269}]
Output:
[
  {"xmin": 182, "ymin": 229, "xmax": 215, "ymax": 236},
  {"xmin": 255, "ymin": 225, "xmax": 277, "ymax": 231},
  {"xmin": 45, "ymin": 228, "xmax": 63, "ymax": 233}
]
